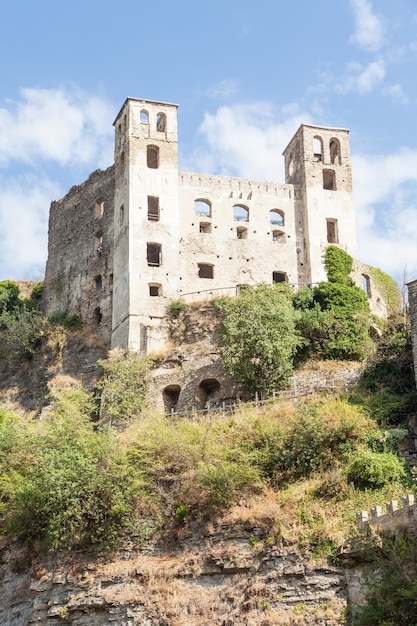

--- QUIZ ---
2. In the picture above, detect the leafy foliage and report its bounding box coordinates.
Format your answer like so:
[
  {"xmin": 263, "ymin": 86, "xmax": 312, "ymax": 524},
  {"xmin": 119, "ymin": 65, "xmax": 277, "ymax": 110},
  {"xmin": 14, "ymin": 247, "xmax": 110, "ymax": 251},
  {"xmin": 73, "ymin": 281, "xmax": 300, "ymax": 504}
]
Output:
[
  {"xmin": 0, "ymin": 310, "xmax": 45, "ymax": 358},
  {"xmin": 0, "ymin": 280, "xmax": 21, "ymax": 314},
  {"xmin": 370, "ymin": 266, "xmax": 401, "ymax": 313},
  {"xmin": 97, "ymin": 350, "xmax": 150, "ymax": 425},
  {"xmin": 168, "ymin": 299, "xmax": 186, "ymax": 318},
  {"xmin": 0, "ymin": 389, "xmax": 155, "ymax": 550},
  {"xmin": 352, "ymin": 534, "xmax": 417, "ymax": 625},
  {"xmin": 48, "ymin": 310, "xmax": 83, "ymax": 329},
  {"xmin": 346, "ymin": 449, "xmax": 407, "ymax": 490},
  {"xmin": 323, "ymin": 245, "xmax": 354, "ymax": 285},
  {"xmin": 358, "ymin": 314, "xmax": 417, "ymax": 425},
  {"xmin": 218, "ymin": 283, "xmax": 300, "ymax": 394},
  {"xmin": 295, "ymin": 247, "xmax": 372, "ymax": 362},
  {"xmin": 21, "ymin": 281, "xmax": 44, "ymax": 311},
  {"xmin": 0, "ymin": 387, "xmax": 412, "ymax": 553}
]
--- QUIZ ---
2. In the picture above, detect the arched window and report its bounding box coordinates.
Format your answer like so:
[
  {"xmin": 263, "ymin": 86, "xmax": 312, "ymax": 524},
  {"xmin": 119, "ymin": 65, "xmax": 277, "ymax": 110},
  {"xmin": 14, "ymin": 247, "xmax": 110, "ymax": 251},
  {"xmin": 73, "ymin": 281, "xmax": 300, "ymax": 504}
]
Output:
[
  {"xmin": 287, "ymin": 152, "xmax": 294, "ymax": 179},
  {"xmin": 313, "ymin": 136, "xmax": 323, "ymax": 162},
  {"xmin": 198, "ymin": 378, "xmax": 221, "ymax": 408},
  {"xmin": 95, "ymin": 197, "xmax": 104, "ymax": 218},
  {"xmin": 140, "ymin": 109, "xmax": 149, "ymax": 124},
  {"xmin": 156, "ymin": 112, "xmax": 166, "ymax": 132},
  {"xmin": 147, "ymin": 145, "xmax": 159, "ymax": 169},
  {"xmin": 233, "ymin": 204, "xmax": 249, "ymax": 222},
  {"xmin": 272, "ymin": 271, "xmax": 287, "ymax": 283},
  {"xmin": 163, "ymin": 385, "xmax": 181, "ymax": 413},
  {"xmin": 198, "ymin": 263, "xmax": 214, "ymax": 279},
  {"xmin": 362, "ymin": 274, "xmax": 372, "ymax": 298},
  {"xmin": 272, "ymin": 230, "xmax": 286, "ymax": 243},
  {"xmin": 329, "ymin": 138, "xmax": 341, "ymax": 165},
  {"xmin": 147, "ymin": 243, "xmax": 162, "ymax": 266},
  {"xmin": 236, "ymin": 226, "xmax": 248, "ymax": 239},
  {"xmin": 270, "ymin": 209, "xmax": 284, "ymax": 226},
  {"xmin": 149, "ymin": 283, "xmax": 162, "ymax": 296},
  {"xmin": 94, "ymin": 275, "xmax": 103, "ymax": 290},
  {"xmin": 323, "ymin": 169, "xmax": 336, "ymax": 190},
  {"xmin": 194, "ymin": 199, "xmax": 211, "ymax": 217}
]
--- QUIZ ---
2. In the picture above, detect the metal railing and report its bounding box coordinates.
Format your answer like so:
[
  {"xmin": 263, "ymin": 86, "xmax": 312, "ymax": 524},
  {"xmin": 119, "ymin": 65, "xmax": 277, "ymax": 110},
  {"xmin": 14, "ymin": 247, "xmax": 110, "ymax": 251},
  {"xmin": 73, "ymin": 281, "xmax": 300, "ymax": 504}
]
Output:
[{"xmin": 167, "ymin": 378, "xmax": 352, "ymax": 420}]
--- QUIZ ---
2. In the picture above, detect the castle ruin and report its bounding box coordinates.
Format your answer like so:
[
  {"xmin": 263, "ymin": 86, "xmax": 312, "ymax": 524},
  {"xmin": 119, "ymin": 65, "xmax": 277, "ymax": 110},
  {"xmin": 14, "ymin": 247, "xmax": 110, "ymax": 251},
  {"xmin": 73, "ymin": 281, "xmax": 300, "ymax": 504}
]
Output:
[{"xmin": 42, "ymin": 97, "xmax": 383, "ymax": 354}]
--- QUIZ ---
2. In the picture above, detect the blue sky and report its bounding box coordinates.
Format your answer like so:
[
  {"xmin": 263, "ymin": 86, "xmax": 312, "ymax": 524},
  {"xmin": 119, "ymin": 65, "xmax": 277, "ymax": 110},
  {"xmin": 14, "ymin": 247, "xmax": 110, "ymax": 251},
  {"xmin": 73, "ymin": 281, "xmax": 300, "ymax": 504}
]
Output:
[{"xmin": 1, "ymin": 0, "xmax": 417, "ymax": 285}]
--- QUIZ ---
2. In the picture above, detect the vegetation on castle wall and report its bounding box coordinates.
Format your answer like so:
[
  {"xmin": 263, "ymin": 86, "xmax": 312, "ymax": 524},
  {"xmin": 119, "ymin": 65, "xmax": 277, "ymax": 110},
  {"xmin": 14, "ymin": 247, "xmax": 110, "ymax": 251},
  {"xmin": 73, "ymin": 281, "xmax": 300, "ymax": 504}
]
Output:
[
  {"xmin": 358, "ymin": 313, "xmax": 417, "ymax": 426},
  {"xmin": 295, "ymin": 247, "xmax": 372, "ymax": 362},
  {"xmin": 168, "ymin": 299, "xmax": 186, "ymax": 318},
  {"xmin": 369, "ymin": 266, "xmax": 401, "ymax": 312},
  {"xmin": 217, "ymin": 283, "xmax": 299, "ymax": 394}
]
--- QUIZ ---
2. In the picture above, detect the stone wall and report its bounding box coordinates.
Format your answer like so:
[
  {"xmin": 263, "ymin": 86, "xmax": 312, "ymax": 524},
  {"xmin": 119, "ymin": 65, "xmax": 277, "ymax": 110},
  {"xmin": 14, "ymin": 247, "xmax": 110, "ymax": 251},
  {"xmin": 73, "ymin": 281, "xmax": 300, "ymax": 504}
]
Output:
[
  {"xmin": 42, "ymin": 166, "xmax": 115, "ymax": 343},
  {"xmin": 356, "ymin": 494, "xmax": 417, "ymax": 533}
]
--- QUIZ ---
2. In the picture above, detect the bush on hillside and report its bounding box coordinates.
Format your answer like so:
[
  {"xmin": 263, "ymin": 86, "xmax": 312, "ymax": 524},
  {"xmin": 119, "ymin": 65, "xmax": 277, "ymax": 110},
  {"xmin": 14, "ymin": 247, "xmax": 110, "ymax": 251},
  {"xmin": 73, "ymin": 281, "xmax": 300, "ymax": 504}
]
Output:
[
  {"xmin": 217, "ymin": 283, "xmax": 299, "ymax": 395},
  {"xmin": 97, "ymin": 351, "xmax": 150, "ymax": 426}
]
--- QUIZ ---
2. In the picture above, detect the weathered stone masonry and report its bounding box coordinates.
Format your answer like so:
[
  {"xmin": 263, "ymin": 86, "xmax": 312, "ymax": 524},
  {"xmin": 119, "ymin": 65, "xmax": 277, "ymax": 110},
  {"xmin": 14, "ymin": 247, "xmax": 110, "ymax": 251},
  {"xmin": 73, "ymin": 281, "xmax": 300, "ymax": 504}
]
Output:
[{"xmin": 43, "ymin": 97, "xmax": 385, "ymax": 354}]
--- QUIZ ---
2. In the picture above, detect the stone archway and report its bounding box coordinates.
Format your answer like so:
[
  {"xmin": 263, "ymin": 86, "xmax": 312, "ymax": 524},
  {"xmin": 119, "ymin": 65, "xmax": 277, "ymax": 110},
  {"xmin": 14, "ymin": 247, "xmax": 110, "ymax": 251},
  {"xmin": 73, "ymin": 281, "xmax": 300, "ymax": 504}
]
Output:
[
  {"xmin": 163, "ymin": 384, "xmax": 181, "ymax": 413},
  {"xmin": 197, "ymin": 378, "xmax": 221, "ymax": 409}
]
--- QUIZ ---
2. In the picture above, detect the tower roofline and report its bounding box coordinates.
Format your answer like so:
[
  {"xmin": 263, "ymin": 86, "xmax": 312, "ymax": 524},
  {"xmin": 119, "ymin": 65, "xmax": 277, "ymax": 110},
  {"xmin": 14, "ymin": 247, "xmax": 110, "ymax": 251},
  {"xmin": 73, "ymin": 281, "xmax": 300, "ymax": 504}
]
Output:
[
  {"xmin": 282, "ymin": 123, "xmax": 350, "ymax": 155},
  {"xmin": 113, "ymin": 97, "xmax": 179, "ymax": 125}
]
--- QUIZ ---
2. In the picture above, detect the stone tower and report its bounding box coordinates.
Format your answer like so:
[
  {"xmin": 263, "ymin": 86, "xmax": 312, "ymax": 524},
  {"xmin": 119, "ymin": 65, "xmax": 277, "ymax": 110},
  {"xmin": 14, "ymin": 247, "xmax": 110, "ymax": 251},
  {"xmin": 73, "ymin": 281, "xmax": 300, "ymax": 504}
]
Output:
[
  {"xmin": 282, "ymin": 125, "xmax": 357, "ymax": 284},
  {"xmin": 112, "ymin": 98, "xmax": 180, "ymax": 351}
]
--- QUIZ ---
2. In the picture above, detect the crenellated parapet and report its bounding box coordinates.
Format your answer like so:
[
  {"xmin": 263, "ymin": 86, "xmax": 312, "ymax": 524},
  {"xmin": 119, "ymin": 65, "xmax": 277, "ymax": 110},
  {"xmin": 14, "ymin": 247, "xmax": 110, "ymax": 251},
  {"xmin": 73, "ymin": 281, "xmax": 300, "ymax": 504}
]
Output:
[{"xmin": 356, "ymin": 494, "xmax": 417, "ymax": 532}]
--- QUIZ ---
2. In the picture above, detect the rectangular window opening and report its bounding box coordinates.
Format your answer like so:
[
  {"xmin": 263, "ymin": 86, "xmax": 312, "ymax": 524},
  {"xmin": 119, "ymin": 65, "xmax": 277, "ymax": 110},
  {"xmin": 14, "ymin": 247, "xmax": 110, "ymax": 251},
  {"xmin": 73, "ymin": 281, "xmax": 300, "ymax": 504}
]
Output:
[
  {"xmin": 326, "ymin": 219, "xmax": 339, "ymax": 244},
  {"xmin": 147, "ymin": 243, "xmax": 162, "ymax": 266},
  {"xmin": 198, "ymin": 263, "xmax": 214, "ymax": 279},
  {"xmin": 148, "ymin": 196, "xmax": 160, "ymax": 221}
]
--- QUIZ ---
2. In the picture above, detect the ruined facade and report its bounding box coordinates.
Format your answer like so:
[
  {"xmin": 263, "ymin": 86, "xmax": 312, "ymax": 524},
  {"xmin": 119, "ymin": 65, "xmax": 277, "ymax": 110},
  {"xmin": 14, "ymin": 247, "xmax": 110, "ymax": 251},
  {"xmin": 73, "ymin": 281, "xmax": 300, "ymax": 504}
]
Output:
[{"xmin": 43, "ymin": 97, "xmax": 381, "ymax": 353}]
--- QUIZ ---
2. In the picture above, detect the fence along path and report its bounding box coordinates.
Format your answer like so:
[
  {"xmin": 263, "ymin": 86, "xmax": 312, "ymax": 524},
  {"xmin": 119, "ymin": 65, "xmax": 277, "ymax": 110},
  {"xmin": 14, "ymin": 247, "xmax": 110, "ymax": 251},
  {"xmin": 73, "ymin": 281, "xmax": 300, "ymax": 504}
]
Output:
[{"xmin": 169, "ymin": 366, "xmax": 361, "ymax": 419}]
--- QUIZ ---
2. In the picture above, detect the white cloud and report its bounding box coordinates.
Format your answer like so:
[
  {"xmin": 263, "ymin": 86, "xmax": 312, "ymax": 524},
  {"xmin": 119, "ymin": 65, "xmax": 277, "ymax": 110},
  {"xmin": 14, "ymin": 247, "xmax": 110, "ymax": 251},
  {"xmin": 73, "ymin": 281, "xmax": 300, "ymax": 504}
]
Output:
[
  {"xmin": 206, "ymin": 80, "xmax": 239, "ymax": 100},
  {"xmin": 0, "ymin": 87, "xmax": 115, "ymax": 279},
  {"xmin": 353, "ymin": 150, "xmax": 417, "ymax": 281},
  {"xmin": 0, "ymin": 175, "xmax": 61, "ymax": 280},
  {"xmin": 0, "ymin": 87, "xmax": 114, "ymax": 168},
  {"xmin": 189, "ymin": 102, "xmax": 311, "ymax": 182},
  {"xmin": 349, "ymin": 0, "xmax": 385, "ymax": 52},
  {"xmin": 337, "ymin": 59, "xmax": 386, "ymax": 94}
]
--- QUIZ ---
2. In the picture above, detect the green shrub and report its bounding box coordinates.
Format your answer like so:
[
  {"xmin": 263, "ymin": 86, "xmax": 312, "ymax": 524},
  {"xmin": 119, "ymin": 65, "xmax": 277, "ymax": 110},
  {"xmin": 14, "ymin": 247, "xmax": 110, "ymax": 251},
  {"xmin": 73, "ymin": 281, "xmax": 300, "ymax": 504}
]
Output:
[
  {"xmin": 0, "ymin": 280, "xmax": 21, "ymax": 314},
  {"xmin": 48, "ymin": 310, "xmax": 68, "ymax": 325},
  {"xmin": 197, "ymin": 460, "xmax": 263, "ymax": 508},
  {"xmin": 0, "ymin": 310, "xmax": 45, "ymax": 358},
  {"xmin": 0, "ymin": 389, "xmax": 153, "ymax": 551},
  {"xmin": 323, "ymin": 245, "xmax": 354, "ymax": 285},
  {"xmin": 168, "ymin": 299, "xmax": 185, "ymax": 318},
  {"xmin": 62, "ymin": 314, "xmax": 83, "ymax": 330},
  {"xmin": 352, "ymin": 534, "xmax": 417, "ymax": 626},
  {"xmin": 97, "ymin": 351, "xmax": 150, "ymax": 425},
  {"xmin": 346, "ymin": 449, "xmax": 407, "ymax": 490}
]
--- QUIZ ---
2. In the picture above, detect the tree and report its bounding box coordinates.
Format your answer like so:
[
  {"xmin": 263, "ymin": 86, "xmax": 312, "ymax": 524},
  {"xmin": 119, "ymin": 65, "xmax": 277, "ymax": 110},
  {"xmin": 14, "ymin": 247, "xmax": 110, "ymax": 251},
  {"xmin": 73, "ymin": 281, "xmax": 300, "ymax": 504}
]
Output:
[
  {"xmin": 0, "ymin": 280, "xmax": 21, "ymax": 314},
  {"xmin": 217, "ymin": 283, "xmax": 299, "ymax": 395},
  {"xmin": 97, "ymin": 350, "xmax": 150, "ymax": 426}
]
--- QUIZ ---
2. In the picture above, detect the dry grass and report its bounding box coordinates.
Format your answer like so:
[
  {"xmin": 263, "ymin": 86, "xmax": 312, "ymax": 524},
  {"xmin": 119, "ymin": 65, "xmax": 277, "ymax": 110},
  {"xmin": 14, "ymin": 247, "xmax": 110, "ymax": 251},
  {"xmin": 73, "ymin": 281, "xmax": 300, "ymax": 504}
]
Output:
[{"xmin": 296, "ymin": 359, "xmax": 361, "ymax": 372}]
